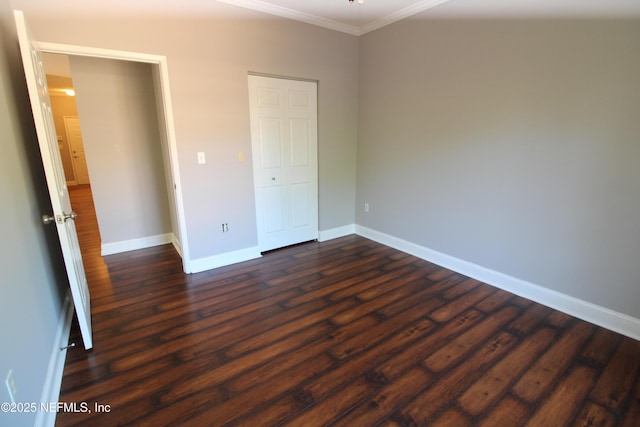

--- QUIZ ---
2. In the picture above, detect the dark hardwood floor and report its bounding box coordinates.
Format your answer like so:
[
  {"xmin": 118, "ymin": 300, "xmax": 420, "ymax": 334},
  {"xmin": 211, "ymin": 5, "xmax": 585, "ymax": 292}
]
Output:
[{"xmin": 57, "ymin": 185, "xmax": 640, "ymax": 426}]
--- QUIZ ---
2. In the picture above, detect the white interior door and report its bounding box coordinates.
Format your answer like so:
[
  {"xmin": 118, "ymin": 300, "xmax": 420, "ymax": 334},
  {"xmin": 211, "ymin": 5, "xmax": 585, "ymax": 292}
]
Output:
[
  {"xmin": 248, "ymin": 75, "xmax": 318, "ymax": 252},
  {"xmin": 64, "ymin": 116, "xmax": 90, "ymax": 185},
  {"xmin": 15, "ymin": 10, "xmax": 93, "ymax": 350}
]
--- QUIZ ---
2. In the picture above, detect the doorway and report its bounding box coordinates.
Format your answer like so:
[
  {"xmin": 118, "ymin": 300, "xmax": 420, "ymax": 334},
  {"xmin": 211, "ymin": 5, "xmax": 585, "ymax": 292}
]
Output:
[
  {"xmin": 44, "ymin": 68, "xmax": 83, "ymax": 187},
  {"xmin": 63, "ymin": 116, "xmax": 90, "ymax": 185},
  {"xmin": 38, "ymin": 43, "xmax": 191, "ymax": 272},
  {"xmin": 43, "ymin": 53, "xmax": 178, "ymax": 259}
]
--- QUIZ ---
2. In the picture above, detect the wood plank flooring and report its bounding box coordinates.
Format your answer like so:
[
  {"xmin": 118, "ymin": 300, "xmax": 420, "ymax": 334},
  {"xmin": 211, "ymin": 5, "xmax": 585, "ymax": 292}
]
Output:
[{"xmin": 57, "ymin": 185, "xmax": 640, "ymax": 426}]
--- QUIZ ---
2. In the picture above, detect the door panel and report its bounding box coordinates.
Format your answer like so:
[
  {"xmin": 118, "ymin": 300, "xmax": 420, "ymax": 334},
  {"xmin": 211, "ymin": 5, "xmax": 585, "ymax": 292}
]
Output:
[
  {"xmin": 288, "ymin": 89, "xmax": 310, "ymax": 109},
  {"xmin": 263, "ymin": 186, "xmax": 285, "ymax": 234},
  {"xmin": 15, "ymin": 10, "xmax": 93, "ymax": 349},
  {"xmin": 258, "ymin": 118, "xmax": 282, "ymax": 169},
  {"xmin": 290, "ymin": 119, "xmax": 310, "ymax": 167},
  {"xmin": 249, "ymin": 75, "xmax": 318, "ymax": 252},
  {"xmin": 292, "ymin": 183, "xmax": 311, "ymax": 228}
]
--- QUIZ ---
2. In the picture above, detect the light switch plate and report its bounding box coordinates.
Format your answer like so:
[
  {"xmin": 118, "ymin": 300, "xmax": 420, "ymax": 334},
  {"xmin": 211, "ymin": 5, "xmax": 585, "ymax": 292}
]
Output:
[{"xmin": 197, "ymin": 152, "xmax": 206, "ymax": 164}]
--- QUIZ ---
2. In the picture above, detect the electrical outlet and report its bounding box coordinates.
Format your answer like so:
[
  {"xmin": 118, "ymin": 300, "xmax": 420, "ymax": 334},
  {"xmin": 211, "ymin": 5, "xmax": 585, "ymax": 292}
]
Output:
[
  {"xmin": 364, "ymin": 202, "xmax": 369, "ymax": 213},
  {"xmin": 6, "ymin": 370, "xmax": 17, "ymax": 403},
  {"xmin": 222, "ymin": 223, "xmax": 229, "ymax": 233}
]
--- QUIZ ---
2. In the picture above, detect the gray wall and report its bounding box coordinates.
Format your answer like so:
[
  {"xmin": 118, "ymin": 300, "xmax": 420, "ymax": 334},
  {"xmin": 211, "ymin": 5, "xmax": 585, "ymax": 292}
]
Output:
[
  {"xmin": 0, "ymin": 2, "xmax": 68, "ymax": 426},
  {"xmin": 69, "ymin": 57, "xmax": 172, "ymax": 245},
  {"xmin": 357, "ymin": 18, "xmax": 640, "ymax": 318},
  {"xmin": 18, "ymin": 2, "xmax": 360, "ymax": 260}
]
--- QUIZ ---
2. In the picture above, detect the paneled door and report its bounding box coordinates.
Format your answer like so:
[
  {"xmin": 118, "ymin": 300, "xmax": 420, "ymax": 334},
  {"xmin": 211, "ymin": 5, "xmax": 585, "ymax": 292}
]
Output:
[
  {"xmin": 248, "ymin": 75, "xmax": 318, "ymax": 252},
  {"xmin": 64, "ymin": 116, "xmax": 90, "ymax": 185},
  {"xmin": 15, "ymin": 10, "xmax": 93, "ymax": 349}
]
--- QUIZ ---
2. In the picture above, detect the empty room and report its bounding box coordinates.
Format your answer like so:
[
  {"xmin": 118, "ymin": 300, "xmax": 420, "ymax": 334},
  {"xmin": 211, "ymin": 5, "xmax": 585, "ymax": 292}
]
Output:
[{"xmin": 1, "ymin": 0, "xmax": 639, "ymax": 426}]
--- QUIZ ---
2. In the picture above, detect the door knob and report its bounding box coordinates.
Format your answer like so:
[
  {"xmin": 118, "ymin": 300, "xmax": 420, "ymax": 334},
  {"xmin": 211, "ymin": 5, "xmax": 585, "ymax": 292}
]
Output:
[
  {"xmin": 62, "ymin": 211, "xmax": 78, "ymax": 222},
  {"xmin": 42, "ymin": 212, "xmax": 77, "ymax": 225}
]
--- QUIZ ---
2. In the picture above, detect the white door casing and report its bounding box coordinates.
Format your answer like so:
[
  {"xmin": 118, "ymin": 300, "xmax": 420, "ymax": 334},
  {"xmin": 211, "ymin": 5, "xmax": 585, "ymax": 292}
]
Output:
[
  {"xmin": 64, "ymin": 116, "xmax": 90, "ymax": 185},
  {"xmin": 15, "ymin": 10, "xmax": 93, "ymax": 349},
  {"xmin": 248, "ymin": 75, "xmax": 318, "ymax": 252},
  {"xmin": 33, "ymin": 27, "xmax": 191, "ymax": 273}
]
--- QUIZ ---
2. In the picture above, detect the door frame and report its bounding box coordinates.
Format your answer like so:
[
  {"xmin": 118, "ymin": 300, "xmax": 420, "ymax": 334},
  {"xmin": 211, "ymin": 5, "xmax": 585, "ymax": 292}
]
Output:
[{"xmin": 37, "ymin": 41, "xmax": 192, "ymax": 273}]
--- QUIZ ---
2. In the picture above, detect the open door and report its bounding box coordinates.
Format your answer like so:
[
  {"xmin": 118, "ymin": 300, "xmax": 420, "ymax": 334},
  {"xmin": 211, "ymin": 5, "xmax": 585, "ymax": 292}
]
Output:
[{"xmin": 15, "ymin": 10, "xmax": 93, "ymax": 350}]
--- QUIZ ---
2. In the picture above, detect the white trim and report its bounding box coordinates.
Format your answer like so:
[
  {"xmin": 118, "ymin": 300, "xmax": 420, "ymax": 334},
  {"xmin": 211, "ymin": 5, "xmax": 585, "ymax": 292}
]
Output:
[
  {"xmin": 153, "ymin": 55, "xmax": 191, "ymax": 272},
  {"xmin": 216, "ymin": 0, "xmax": 453, "ymax": 36},
  {"xmin": 188, "ymin": 225, "xmax": 355, "ymax": 274},
  {"xmin": 190, "ymin": 246, "xmax": 262, "ymax": 274},
  {"xmin": 217, "ymin": 0, "xmax": 361, "ymax": 36},
  {"xmin": 35, "ymin": 42, "xmax": 164, "ymax": 64},
  {"xmin": 360, "ymin": 0, "xmax": 453, "ymax": 35},
  {"xmin": 355, "ymin": 225, "xmax": 640, "ymax": 341},
  {"xmin": 34, "ymin": 292, "xmax": 74, "ymax": 427},
  {"xmin": 171, "ymin": 233, "xmax": 183, "ymax": 258},
  {"xmin": 33, "ymin": 41, "xmax": 192, "ymax": 274},
  {"xmin": 101, "ymin": 233, "xmax": 173, "ymax": 256},
  {"xmin": 318, "ymin": 224, "xmax": 355, "ymax": 242}
]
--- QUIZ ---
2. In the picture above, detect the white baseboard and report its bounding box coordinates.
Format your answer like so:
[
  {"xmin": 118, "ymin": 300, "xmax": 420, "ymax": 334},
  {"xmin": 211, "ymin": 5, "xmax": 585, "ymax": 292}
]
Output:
[
  {"xmin": 355, "ymin": 225, "xmax": 640, "ymax": 341},
  {"xmin": 185, "ymin": 223, "xmax": 355, "ymax": 274},
  {"xmin": 171, "ymin": 234, "xmax": 183, "ymax": 258},
  {"xmin": 101, "ymin": 233, "xmax": 173, "ymax": 256},
  {"xmin": 34, "ymin": 291, "xmax": 74, "ymax": 427},
  {"xmin": 318, "ymin": 224, "xmax": 356, "ymax": 242},
  {"xmin": 189, "ymin": 246, "xmax": 261, "ymax": 274}
]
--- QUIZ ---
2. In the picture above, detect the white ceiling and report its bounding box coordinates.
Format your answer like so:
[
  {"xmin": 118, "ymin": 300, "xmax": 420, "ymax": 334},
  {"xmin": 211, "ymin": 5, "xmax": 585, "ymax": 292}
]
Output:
[
  {"xmin": 217, "ymin": 0, "xmax": 640, "ymax": 35},
  {"xmin": 17, "ymin": 0, "xmax": 640, "ymax": 37}
]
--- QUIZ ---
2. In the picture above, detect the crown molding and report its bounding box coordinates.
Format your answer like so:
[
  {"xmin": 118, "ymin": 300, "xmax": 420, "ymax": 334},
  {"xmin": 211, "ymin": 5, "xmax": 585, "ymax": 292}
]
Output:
[
  {"xmin": 217, "ymin": 0, "xmax": 361, "ymax": 36},
  {"xmin": 217, "ymin": 0, "xmax": 453, "ymax": 36},
  {"xmin": 360, "ymin": 0, "xmax": 453, "ymax": 34}
]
